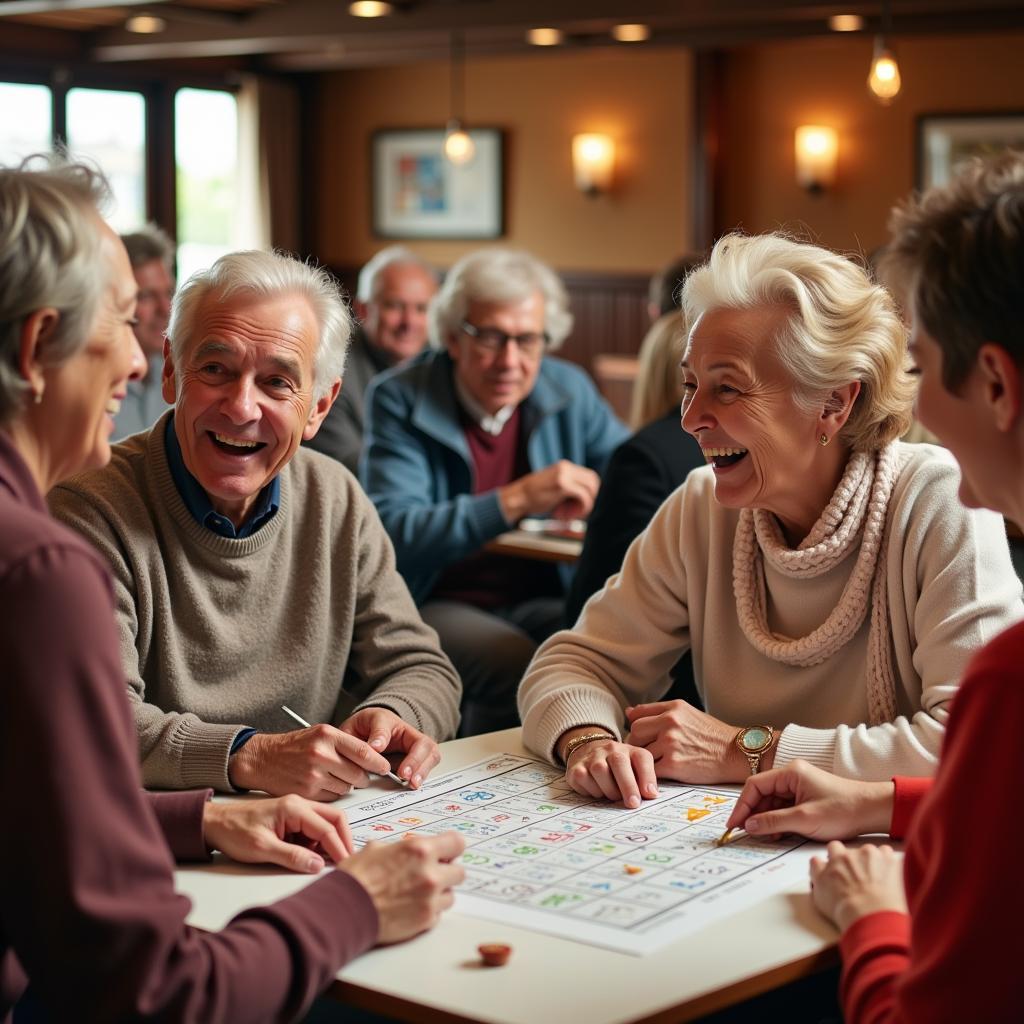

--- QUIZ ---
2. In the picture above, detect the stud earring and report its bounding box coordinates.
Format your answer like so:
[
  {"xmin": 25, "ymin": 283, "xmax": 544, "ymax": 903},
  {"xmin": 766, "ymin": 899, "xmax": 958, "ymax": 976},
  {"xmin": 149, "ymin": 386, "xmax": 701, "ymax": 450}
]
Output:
[
  {"xmin": 819, "ymin": 433, "xmax": 829, "ymax": 447},
  {"xmin": 32, "ymin": 386, "xmax": 43, "ymax": 405}
]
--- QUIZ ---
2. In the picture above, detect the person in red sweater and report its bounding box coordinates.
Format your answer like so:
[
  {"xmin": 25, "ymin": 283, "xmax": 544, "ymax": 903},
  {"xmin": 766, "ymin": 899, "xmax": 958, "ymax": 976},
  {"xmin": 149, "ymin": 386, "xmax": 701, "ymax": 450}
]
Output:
[
  {"xmin": 0, "ymin": 157, "xmax": 464, "ymax": 1021},
  {"xmin": 724, "ymin": 151, "xmax": 1024, "ymax": 1021}
]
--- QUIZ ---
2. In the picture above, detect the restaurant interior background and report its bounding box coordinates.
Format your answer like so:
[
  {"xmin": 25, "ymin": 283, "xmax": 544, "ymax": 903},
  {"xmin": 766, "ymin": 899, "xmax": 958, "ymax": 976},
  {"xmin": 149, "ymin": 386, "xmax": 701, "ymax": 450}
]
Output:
[{"xmin": 2, "ymin": 0, "xmax": 1022, "ymax": 373}]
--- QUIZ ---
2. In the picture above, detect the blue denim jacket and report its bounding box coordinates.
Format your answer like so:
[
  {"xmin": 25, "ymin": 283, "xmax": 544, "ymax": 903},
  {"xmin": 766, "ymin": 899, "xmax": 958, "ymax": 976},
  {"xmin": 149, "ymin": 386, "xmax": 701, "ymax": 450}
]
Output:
[{"xmin": 361, "ymin": 349, "xmax": 629, "ymax": 603}]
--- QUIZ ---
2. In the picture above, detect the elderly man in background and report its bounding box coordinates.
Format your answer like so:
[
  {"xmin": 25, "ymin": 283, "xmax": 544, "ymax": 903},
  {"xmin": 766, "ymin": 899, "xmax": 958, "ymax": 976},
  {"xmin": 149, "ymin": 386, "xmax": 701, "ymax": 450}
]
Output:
[
  {"xmin": 362, "ymin": 248, "xmax": 628, "ymax": 735},
  {"xmin": 114, "ymin": 223, "xmax": 175, "ymax": 439},
  {"xmin": 305, "ymin": 245, "xmax": 438, "ymax": 473},
  {"xmin": 51, "ymin": 248, "xmax": 461, "ymax": 799}
]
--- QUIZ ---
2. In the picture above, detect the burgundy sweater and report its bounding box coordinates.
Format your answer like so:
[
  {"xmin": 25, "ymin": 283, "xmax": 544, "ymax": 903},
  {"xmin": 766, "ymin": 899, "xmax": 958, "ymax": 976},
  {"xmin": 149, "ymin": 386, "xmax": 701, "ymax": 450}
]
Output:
[
  {"xmin": 839, "ymin": 621, "xmax": 1024, "ymax": 1021},
  {"xmin": 432, "ymin": 407, "xmax": 558, "ymax": 607},
  {"xmin": 0, "ymin": 432, "xmax": 377, "ymax": 1022}
]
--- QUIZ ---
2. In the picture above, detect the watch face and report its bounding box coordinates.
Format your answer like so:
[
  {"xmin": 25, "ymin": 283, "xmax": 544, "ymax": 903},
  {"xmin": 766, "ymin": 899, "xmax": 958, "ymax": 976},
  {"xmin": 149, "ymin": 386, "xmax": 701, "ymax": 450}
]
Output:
[{"xmin": 741, "ymin": 727, "xmax": 771, "ymax": 752}]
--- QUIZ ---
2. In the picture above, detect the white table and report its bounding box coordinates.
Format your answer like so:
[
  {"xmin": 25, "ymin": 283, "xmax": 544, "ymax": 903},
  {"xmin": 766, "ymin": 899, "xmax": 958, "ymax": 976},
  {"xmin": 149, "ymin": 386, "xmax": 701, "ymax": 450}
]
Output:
[{"xmin": 176, "ymin": 730, "xmax": 838, "ymax": 1024}]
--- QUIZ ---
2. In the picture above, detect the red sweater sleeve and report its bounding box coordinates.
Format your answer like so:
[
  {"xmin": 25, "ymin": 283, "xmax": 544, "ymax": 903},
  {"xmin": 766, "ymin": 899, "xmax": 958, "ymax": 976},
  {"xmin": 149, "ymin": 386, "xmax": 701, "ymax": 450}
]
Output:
[
  {"xmin": 887, "ymin": 776, "xmax": 932, "ymax": 840},
  {"xmin": 0, "ymin": 542, "xmax": 377, "ymax": 1022},
  {"xmin": 837, "ymin": 621, "xmax": 1024, "ymax": 1023}
]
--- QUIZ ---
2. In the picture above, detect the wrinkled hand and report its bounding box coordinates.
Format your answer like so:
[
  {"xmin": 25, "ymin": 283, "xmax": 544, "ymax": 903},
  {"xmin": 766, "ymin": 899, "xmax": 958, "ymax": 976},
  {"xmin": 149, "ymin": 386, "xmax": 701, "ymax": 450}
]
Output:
[
  {"xmin": 810, "ymin": 841, "xmax": 908, "ymax": 932},
  {"xmin": 229, "ymin": 725, "xmax": 392, "ymax": 801},
  {"xmin": 499, "ymin": 460, "xmax": 600, "ymax": 523},
  {"xmin": 725, "ymin": 760, "xmax": 895, "ymax": 841},
  {"xmin": 339, "ymin": 707, "xmax": 440, "ymax": 789},
  {"xmin": 338, "ymin": 832, "xmax": 466, "ymax": 944},
  {"xmin": 564, "ymin": 737, "xmax": 658, "ymax": 808},
  {"xmin": 203, "ymin": 795, "xmax": 354, "ymax": 874},
  {"xmin": 626, "ymin": 700, "xmax": 750, "ymax": 784}
]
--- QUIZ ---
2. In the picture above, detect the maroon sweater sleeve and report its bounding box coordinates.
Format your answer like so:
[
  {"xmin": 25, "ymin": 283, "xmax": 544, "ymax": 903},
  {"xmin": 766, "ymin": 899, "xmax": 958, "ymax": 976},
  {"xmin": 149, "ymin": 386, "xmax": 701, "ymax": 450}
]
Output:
[
  {"xmin": 0, "ymin": 542, "xmax": 377, "ymax": 1022},
  {"xmin": 147, "ymin": 791, "xmax": 212, "ymax": 862},
  {"xmin": 837, "ymin": 621, "xmax": 1024, "ymax": 1023}
]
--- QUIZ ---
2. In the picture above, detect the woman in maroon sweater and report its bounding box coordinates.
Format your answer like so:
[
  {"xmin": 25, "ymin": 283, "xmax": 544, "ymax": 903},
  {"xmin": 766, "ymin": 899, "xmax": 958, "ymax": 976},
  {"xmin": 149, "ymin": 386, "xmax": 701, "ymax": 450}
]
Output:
[
  {"xmin": 725, "ymin": 153, "xmax": 1024, "ymax": 1021},
  {"xmin": 0, "ymin": 159, "xmax": 463, "ymax": 1021}
]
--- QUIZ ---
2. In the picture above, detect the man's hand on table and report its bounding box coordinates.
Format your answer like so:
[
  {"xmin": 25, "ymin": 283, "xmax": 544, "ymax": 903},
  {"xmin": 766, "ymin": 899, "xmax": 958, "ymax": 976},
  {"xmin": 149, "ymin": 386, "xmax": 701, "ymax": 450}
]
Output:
[
  {"xmin": 498, "ymin": 460, "xmax": 600, "ymax": 524},
  {"xmin": 339, "ymin": 706, "xmax": 440, "ymax": 789},
  {"xmin": 203, "ymin": 795, "xmax": 354, "ymax": 873},
  {"xmin": 339, "ymin": 832, "xmax": 467, "ymax": 944},
  {"xmin": 228, "ymin": 724, "xmax": 394, "ymax": 800}
]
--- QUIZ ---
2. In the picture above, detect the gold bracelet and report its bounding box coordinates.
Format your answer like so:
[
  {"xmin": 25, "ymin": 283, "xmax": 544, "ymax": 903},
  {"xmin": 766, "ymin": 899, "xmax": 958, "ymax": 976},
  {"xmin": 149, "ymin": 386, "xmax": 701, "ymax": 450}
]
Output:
[{"xmin": 560, "ymin": 730, "xmax": 615, "ymax": 766}]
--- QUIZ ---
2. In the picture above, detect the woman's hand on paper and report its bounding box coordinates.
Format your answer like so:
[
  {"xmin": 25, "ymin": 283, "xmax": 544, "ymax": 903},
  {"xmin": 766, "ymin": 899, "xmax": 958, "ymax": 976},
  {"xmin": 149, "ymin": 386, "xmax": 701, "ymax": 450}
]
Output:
[{"xmin": 563, "ymin": 735, "xmax": 658, "ymax": 808}]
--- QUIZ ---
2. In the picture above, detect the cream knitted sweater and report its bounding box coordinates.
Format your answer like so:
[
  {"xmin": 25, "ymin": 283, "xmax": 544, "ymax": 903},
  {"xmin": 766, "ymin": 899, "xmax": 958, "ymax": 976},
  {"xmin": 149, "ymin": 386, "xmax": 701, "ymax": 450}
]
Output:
[
  {"xmin": 519, "ymin": 443, "xmax": 1023, "ymax": 780},
  {"xmin": 50, "ymin": 415, "xmax": 461, "ymax": 792}
]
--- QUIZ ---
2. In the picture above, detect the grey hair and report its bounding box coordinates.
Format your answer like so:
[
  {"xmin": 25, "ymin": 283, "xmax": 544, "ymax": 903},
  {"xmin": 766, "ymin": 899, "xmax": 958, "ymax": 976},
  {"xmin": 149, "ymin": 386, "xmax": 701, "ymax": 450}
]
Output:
[
  {"xmin": 682, "ymin": 232, "xmax": 915, "ymax": 452},
  {"xmin": 0, "ymin": 155, "xmax": 110, "ymax": 426},
  {"xmin": 356, "ymin": 245, "xmax": 438, "ymax": 304},
  {"xmin": 167, "ymin": 250, "xmax": 353, "ymax": 399},
  {"xmin": 428, "ymin": 248, "xmax": 573, "ymax": 351},
  {"xmin": 121, "ymin": 222, "xmax": 175, "ymax": 271}
]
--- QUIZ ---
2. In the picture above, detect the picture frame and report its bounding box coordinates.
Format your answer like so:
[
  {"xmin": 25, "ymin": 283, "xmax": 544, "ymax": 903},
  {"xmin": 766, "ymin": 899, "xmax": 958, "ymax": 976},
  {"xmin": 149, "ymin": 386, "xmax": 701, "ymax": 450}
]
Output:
[
  {"xmin": 371, "ymin": 128, "xmax": 504, "ymax": 239},
  {"xmin": 916, "ymin": 112, "xmax": 1024, "ymax": 189}
]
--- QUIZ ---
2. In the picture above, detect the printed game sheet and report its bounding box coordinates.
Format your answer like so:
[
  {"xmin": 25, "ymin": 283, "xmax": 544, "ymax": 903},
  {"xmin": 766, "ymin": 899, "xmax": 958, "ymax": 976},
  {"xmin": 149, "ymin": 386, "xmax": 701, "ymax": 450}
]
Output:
[{"xmin": 346, "ymin": 754, "xmax": 815, "ymax": 955}]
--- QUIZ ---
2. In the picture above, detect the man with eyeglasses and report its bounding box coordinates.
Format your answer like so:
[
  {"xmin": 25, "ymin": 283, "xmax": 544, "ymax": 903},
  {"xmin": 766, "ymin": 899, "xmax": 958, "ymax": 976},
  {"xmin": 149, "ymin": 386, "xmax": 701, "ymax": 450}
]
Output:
[
  {"xmin": 304, "ymin": 246, "xmax": 439, "ymax": 474},
  {"xmin": 362, "ymin": 248, "xmax": 628, "ymax": 736}
]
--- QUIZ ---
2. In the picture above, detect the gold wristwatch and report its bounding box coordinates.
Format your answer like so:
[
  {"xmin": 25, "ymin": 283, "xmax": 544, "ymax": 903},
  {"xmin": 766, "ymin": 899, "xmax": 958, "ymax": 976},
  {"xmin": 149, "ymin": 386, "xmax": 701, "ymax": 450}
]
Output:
[{"xmin": 735, "ymin": 725, "xmax": 775, "ymax": 775}]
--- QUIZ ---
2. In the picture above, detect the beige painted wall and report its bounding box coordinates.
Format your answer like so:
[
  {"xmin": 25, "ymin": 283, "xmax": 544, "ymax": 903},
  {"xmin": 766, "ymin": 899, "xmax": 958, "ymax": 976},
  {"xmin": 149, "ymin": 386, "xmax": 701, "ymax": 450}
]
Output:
[
  {"xmin": 309, "ymin": 48, "xmax": 693, "ymax": 274},
  {"xmin": 719, "ymin": 31, "xmax": 1024, "ymax": 256}
]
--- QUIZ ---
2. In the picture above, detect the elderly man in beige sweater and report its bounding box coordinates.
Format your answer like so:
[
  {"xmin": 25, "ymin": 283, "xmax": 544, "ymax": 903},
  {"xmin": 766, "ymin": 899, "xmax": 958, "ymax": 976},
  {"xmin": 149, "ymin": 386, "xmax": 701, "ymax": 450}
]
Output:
[{"xmin": 51, "ymin": 249, "xmax": 461, "ymax": 799}]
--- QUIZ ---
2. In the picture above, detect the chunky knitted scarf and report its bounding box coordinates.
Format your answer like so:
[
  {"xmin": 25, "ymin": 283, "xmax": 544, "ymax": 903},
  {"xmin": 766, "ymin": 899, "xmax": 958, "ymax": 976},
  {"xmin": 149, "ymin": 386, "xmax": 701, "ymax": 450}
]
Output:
[{"xmin": 732, "ymin": 442, "xmax": 901, "ymax": 725}]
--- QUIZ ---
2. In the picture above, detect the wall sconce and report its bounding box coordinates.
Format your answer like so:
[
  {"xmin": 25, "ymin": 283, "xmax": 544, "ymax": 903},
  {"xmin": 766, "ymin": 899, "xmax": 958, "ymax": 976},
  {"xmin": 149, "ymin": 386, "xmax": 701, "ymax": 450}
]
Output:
[
  {"xmin": 794, "ymin": 125, "xmax": 838, "ymax": 193},
  {"xmin": 572, "ymin": 134, "xmax": 615, "ymax": 196}
]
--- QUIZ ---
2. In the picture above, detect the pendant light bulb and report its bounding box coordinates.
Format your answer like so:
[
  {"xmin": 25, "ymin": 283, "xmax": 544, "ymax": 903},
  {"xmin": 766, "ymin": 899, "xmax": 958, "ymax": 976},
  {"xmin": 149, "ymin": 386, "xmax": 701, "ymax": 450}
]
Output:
[
  {"xmin": 444, "ymin": 120, "xmax": 476, "ymax": 165},
  {"xmin": 868, "ymin": 39, "xmax": 901, "ymax": 104}
]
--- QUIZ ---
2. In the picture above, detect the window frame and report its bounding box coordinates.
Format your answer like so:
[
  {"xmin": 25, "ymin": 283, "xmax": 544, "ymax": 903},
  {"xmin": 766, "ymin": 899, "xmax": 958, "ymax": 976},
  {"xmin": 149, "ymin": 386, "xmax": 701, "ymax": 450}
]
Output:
[{"xmin": 0, "ymin": 59, "xmax": 238, "ymax": 245}]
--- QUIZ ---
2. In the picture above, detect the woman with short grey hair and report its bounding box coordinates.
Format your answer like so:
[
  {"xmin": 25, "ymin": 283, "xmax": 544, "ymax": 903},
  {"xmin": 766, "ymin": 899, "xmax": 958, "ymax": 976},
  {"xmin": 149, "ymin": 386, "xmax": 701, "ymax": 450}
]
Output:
[{"xmin": 519, "ymin": 231, "xmax": 1023, "ymax": 804}]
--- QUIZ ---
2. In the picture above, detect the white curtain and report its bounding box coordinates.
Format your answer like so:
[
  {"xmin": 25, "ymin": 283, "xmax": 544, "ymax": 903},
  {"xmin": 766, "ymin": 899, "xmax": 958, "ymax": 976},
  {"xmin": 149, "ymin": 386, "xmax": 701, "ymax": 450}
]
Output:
[{"xmin": 235, "ymin": 73, "xmax": 301, "ymax": 253}]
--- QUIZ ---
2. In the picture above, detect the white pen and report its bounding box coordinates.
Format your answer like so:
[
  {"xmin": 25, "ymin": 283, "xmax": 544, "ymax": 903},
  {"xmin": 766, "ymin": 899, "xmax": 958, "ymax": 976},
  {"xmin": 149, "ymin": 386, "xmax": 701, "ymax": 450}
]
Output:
[{"xmin": 280, "ymin": 705, "xmax": 409, "ymax": 786}]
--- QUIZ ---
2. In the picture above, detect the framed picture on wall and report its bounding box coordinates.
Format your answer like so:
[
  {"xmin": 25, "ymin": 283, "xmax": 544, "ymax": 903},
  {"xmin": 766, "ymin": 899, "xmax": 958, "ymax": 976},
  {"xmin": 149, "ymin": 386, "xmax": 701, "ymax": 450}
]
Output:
[
  {"xmin": 917, "ymin": 113, "xmax": 1024, "ymax": 189},
  {"xmin": 371, "ymin": 128, "xmax": 504, "ymax": 239}
]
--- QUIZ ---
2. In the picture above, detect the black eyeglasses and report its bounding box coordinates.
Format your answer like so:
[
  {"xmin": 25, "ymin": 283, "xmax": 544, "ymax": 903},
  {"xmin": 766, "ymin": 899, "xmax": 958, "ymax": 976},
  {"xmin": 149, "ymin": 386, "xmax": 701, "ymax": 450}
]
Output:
[{"xmin": 460, "ymin": 320, "xmax": 549, "ymax": 357}]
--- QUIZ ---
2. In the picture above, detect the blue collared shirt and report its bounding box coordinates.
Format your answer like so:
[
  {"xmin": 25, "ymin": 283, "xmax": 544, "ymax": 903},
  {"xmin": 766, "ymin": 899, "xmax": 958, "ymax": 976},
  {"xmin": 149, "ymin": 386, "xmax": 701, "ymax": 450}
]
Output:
[{"xmin": 164, "ymin": 416, "xmax": 280, "ymax": 539}]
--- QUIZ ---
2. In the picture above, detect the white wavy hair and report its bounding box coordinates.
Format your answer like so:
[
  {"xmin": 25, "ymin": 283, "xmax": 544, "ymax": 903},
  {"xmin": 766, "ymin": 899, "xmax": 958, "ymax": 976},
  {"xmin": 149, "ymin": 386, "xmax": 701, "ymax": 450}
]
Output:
[
  {"xmin": 428, "ymin": 248, "xmax": 573, "ymax": 351},
  {"xmin": 681, "ymin": 232, "xmax": 914, "ymax": 452},
  {"xmin": 167, "ymin": 250, "xmax": 352, "ymax": 399}
]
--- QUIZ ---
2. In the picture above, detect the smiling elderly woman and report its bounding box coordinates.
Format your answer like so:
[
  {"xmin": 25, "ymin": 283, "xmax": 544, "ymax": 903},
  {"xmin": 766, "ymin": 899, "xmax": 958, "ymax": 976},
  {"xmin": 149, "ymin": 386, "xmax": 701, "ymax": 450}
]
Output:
[{"xmin": 518, "ymin": 231, "xmax": 1023, "ymax": 805}]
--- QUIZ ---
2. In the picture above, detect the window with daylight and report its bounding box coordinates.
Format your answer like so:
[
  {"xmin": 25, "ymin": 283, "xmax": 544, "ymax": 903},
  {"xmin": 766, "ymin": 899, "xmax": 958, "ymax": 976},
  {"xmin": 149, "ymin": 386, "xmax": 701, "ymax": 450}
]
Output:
[
  {"xmin": 0, "ymin": 82, "xmax": 53, "ymax": 165},
  {"xmin": 66, "ymin": 87, "xmax": 147, "ymax": 233},
  {"xmin": 175, "ymin": 87, "xmax": 239, "ymax": 283}
]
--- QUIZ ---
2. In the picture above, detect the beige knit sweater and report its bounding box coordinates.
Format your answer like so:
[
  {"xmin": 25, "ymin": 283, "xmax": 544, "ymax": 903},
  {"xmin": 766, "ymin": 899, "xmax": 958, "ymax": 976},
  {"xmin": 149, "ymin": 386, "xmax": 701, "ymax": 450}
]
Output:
[
  {"xmin": 50, "ymin": 414, "xmax": 461, "ymax": 792},
  {"xmin": 519, "ymin": 443, "xmax": 1023, "ymax": 781}
]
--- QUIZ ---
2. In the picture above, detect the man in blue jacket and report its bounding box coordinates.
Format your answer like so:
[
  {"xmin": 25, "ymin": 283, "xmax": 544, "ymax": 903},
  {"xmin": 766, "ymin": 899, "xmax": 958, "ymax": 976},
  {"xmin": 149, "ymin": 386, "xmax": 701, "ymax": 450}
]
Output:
[{"xmin": 362, "ymin": 248, "xmax": 628, "ymax": 735}]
